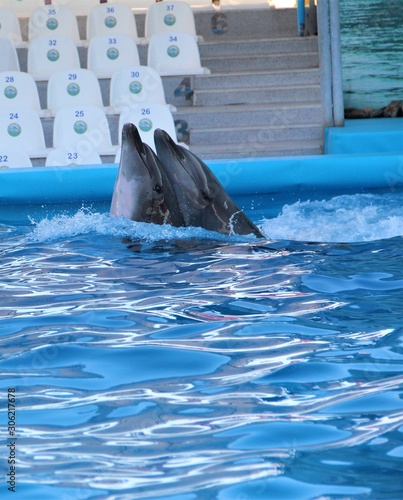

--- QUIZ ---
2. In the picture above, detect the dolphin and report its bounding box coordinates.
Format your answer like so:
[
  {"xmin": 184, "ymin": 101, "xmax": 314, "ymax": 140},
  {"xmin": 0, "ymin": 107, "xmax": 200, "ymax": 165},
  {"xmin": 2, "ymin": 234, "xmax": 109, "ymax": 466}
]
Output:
[
  {"xmin": 154, "ymin": 128, "xmax": 264, "ymax": 238},
  {"xmin": 110, "ymin": 123, "xmax": 184, "ymax": 227}
]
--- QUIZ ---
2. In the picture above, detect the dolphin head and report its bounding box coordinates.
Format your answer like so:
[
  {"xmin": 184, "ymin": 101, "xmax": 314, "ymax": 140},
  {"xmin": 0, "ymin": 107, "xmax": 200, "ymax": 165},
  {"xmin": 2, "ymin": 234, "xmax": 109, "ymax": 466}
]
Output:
[
  {"xmin": 154, "ymin": 129, "xmax": 215, "ymax": 225},
  {"xmin": 111, "ymin": 123, "xmax": 172, "ymax": 224},
  {"xmin": 154, "ymin": 129, "xmax": 264, "ymax": 238}
]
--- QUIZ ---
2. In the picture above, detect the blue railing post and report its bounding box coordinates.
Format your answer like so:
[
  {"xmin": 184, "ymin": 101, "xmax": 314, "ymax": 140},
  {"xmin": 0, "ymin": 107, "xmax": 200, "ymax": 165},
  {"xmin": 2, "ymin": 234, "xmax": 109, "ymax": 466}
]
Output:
[{"xmin": 297, "ymin": 0, "xmax": 305, "ymax": 36}]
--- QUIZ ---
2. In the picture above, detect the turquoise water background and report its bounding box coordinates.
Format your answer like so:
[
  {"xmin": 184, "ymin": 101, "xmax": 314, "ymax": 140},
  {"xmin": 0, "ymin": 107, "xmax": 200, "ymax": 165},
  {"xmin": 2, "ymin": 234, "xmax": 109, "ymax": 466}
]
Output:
[
  {"xmin": 1, "ymin": 191, "xmax": 403, "ymax": 499},
  {"xmin": 340, "ymin": 0, "xmax": 403, "ymax": 109}
]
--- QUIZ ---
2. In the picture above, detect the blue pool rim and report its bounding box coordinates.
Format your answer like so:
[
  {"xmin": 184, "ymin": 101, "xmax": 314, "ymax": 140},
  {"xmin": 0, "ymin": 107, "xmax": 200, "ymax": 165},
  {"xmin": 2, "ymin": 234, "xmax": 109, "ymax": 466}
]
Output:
[{"xmin": 1, "ymin": 152, "xmax": 403, "ymax": 206}]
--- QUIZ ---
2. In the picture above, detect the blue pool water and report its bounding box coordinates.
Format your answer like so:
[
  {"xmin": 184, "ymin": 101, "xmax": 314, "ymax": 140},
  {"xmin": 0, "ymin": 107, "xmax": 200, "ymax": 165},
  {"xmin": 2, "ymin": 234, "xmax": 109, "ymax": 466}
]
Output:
[{"xmin": 1, "ymin": 191, "xmax": 403, "ymax": 499}]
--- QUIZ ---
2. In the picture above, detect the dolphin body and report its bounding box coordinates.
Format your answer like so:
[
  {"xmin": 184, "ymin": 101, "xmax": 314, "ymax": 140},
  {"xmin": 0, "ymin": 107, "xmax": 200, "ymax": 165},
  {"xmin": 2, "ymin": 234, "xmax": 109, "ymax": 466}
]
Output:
[
  {"xmin": 154, "ymin": 128, "xmax": 264, "ymax": 238},
  {"xmin": 110, "ymin": 123, "xmax": 184, "ymax": 227}
]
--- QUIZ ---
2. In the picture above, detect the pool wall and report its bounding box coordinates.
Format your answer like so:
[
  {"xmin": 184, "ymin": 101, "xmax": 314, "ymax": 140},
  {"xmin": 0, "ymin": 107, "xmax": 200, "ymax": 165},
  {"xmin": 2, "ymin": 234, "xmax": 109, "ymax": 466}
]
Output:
[{"xmin": 1, "ymin": 118, "xmax": 402, "ymax": 207}]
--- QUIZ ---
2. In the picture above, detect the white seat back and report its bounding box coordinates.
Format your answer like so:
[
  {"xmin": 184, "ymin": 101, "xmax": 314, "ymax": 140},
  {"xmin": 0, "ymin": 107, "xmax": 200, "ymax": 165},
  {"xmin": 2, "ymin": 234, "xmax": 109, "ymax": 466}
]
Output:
[
  {"xmin": 48, "ymin": 0, "xmax": 100, "ymax": 17},
  {"xmin": 53, "ymin": 105, "xmax": 114, "ymax": 155},
  {"xmin": 147, "ymin": 32, "xmax": 210, "ymax": 76},
  {"xmin": 0, "ymin": 107, "xmax": 46, "ymax": 155},
  {"xmin": 110, "ymin": 65, "xmax": 167, "ymax": 112},
  {"xmin": 46, "ymin": 146, "xmax": 102, "ymax": 166},
  {"xmin": 145, "ymin": 1, "xmax": 197, "ymax": 40},
  {"xmin": 109, "ymin": 0, "xmax": 155, "ymax": 13},
  {"xmin": 0, "ymin": 7, "xmax": 23, "ymax": 45},
  {"xmin": 87, "ymin": 3, "xmax": 139, "ymax": 40},
  {"xmin": 0, "ymin": 39, "xmax": 20, "ymax": 72},
  {"xmin": 27, "ymin": 36, "xmax": 81, "ymax": 81},
  {"xmin": 29, "ymin": 6, "xmax": 80, "ymax": 43},
  {"xmin": 87, "ymin": 34, "xmax": 140, "ymax": 79},
  {"xmin": 47, "ymin": 68, "xmax": 103, "ymax": 114},
  {"xmin": 118, "ymin": 103, "xmax": 177, "ymax": 151},
  {"xmin": 0, "ymin": 71, "xmax": 41, "ymax": 113},
  {"xmin": 0, "ymin": 149, "xmax": 32, "ymax": 168}
]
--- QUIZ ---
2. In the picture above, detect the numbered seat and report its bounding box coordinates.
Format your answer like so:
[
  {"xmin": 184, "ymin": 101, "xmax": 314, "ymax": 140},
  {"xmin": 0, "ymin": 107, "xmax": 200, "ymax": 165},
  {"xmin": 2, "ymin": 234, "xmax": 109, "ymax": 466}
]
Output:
[
  {"xmin": 145, "ymin": 1, "xmax": 199, "ymax": 40},
  {"xmin": 46, "ymin": 146, "xmax": 102, "ymax": 166},
  {"xmin": 0, "ymin": 71, "xmax": 42, "ymax": 115},
  {"xmin": 87, "ymin": 34, "xmax": 140, "ymax": 79},
  {"xmin": 147, "ymin": 32, "xmax": 210, "ymax": 76},
  {"xmin": 0, "ymin": 39, "xmax": 20, "ymax": 72},
  {"xmin": 27, "ymin": 36, "xmax": 81, "ymax": 81},
  {"xmin": 0, "ymin": 108, "xmax": 47, "ymax": 157},
  {"xmin": 53, "ymin": 105, "xmax": 116, "ymax": 155},
  {"xmin": 48, "ymin": 0, "xmax": 100, "ymax": 17},
  {"xmin": 118, "ymin": 102, "xmax": 178, "ymax": 152},
  {"xmin": 0, "ymin": 7, "xmax": 23, "ymax": 46},
  {"xmin": 47, "ymin": 68, "xmax": 103, "ymax": 115},
  {"xmin": 110, "ymin": 65, "xmax": 173, "ymax": 113},
  {"xmin": 29, "ymin": 6, "xmax": 80, "ymax": 44},
  {"xmin": 0, "ymin": 150, "xmax": 32, "ymax": 168},
  {"xmin": 87, "ymin": 3, "xmax": 139, "ymax": 40}
]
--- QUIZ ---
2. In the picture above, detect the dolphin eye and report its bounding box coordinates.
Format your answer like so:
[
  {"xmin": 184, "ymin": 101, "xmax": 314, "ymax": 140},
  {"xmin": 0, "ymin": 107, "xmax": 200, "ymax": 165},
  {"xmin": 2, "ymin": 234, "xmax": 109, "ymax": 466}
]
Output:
[
  {"xmin": 202, "ymin": 190, "xmax": 212, "ymax": 202},
  {"xmin": 154, "ymin": 184, "xmax": 163, "ymax": 194}
]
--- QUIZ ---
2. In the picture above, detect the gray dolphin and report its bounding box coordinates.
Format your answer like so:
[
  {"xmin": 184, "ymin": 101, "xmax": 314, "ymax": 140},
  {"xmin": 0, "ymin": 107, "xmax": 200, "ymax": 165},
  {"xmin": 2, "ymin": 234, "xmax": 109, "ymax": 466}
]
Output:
[
  {"xmin": 110, "ymin": 123, "xmax": 184, "ymax": 227},
  {"xmin": 154, "ymin": 128, "xmax": 264, "ymax": 238}
]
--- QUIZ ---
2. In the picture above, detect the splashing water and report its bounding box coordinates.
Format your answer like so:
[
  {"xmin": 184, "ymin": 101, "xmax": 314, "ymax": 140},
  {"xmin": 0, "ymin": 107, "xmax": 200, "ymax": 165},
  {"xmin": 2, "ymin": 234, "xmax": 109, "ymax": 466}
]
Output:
[{"xmin": 261, "ymin": 193, "xmax": 403, "ymax": 242}]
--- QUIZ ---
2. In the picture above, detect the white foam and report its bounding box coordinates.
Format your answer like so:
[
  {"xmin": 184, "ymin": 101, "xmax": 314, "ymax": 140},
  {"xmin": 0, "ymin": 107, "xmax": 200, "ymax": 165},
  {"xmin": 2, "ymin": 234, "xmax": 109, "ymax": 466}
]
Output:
[
  {"xmin": 27, "ymin": 207, "xmax": 248, "ymax": 244},
  {"xmin": 261, "ymin": 193, "xmax": 403, "ymax": 243}
]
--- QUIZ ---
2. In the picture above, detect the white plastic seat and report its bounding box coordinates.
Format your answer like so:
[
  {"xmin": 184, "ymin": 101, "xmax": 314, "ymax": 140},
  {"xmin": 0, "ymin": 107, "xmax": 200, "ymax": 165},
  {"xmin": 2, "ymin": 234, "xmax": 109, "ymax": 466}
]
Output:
[
  {"xmin": 0, "ymin": 39, "xmax": 20, "ymax": 72},
  {"xmin": 47, "ymin": 68, "xmax": 103, "ymax": 115},
  {"xmin": 110, "ymin": 65, "xmax": 173, "ymax": 113},
  {"xmin": 53, "ymin": 105, "xmax": 116, "ymax": 155},
  {"xmin": 27, "ymin": 36, "xmax": 81, "ymax": 81},
  {"xmin": 0, "ymin": 71, "xmax": 42, "ymax": 114},
  {"xmin": 110, "ymin": 0, "xmax": 155, "ymax": 13},
  {"xmin": 87, "ymin": 3, "xmax": 139, "ymax": 40},
  {"xmin": 46, "ymin": 146, "xmax": 102, "ymax": 166},
  {"xmin": 118, "ymin": 102, "xmax": 178, "ymax": 151},
  {"xmin": 29, "ymin": 6, "xmax": 80, "ymax": 44},
  {"xmin": 0, "ymin": 149, "xmax": 32, "ymax": 168},
  {"xmin": 147, "ymin": 32, "xmax": 210, "ymax": 76},
  {"xmin": 48, "ymin": 0, "xmax": 100, "ymax": 17},
  {"xmin": 145, "ymin": 1, "xmax": 199, "ymax": 40},
  {"xmin": 0, "ymin": 107, "xmax": 47, "ymax": 157},
  {"xmin": 87, "ymin": 34, "xmax": 140, "ymax": 79},
  {"xmin": 0, "ymin": 7, "xmax": 23, "ymax": 46}
]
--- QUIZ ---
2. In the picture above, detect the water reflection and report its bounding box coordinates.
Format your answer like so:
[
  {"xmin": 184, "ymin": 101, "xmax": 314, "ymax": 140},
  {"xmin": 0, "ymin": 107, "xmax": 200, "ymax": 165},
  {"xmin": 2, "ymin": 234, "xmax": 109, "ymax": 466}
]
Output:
[{"xmin": 1, "ymin": 210, "xmax": 403, "ymax": 499}]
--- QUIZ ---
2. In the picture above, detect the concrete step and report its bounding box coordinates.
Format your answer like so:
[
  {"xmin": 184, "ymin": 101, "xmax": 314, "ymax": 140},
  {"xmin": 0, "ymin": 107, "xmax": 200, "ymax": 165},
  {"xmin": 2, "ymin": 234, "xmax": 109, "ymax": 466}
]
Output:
[
  {"xmin": 190, "ymin": 139, "xmax": 323, "ymax": 159},
  {"xmin": 194, "ymin": 8, "xmax": 299, "ymax": 41},
  {"xmin": 193, "ymin": 68, "xmax": 321, "ymax": 90},
  {"xmin": 192, "ymin": 84, "xmax": 321, "ymax": 106},
  {"xmin": 202, "ymin": 51, "xmax": 319, "ymax": 73},
  {"xmin": 189, "ymin": 123, "xmax": 323, "ymax": 145},
  {"xmin": 199, "ymin": 36, "xmax": 318, "ymax": 57},
  {"xmin": 174, "ymin": 103, "xmax": 323, "ymax": 129}
]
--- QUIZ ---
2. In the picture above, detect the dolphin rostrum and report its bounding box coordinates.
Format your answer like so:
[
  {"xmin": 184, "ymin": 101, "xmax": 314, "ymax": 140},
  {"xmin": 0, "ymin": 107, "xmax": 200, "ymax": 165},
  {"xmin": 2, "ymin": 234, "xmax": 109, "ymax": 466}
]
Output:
[
  {"xmin": 110, "ymin": 123, "xmax": 184, "ymax": 227},
  {"xmin": 154, "ymin": 128, "xmax": 264, "ymax": 238}
]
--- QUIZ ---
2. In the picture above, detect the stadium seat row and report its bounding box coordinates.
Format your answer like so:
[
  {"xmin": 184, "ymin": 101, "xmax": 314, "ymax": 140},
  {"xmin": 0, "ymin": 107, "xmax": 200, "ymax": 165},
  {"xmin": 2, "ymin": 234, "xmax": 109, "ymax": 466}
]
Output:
[
  {"xmin": 0, "ymin": 2, "xmax": 201, "ymax": 46},
  {"xmin": 0, "ymin": 0, "xmax": 215, "ymax": 18},
  {"xmin": 0, "ymin": 101, "xmax": 181, "ymax": 167},
  {"xmin": 0, "ymin": 66, "xmax": 175, "ymax": 115},
  {"xmin": 0, "ymin": 31, "xmax": 210, "ymax": 78}
]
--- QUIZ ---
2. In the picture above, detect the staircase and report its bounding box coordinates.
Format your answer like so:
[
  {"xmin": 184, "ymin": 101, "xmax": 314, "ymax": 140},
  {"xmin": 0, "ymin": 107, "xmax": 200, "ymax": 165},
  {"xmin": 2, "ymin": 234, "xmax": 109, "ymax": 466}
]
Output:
[
  {"xmin": 171, "ymin": 6, "xmax": 324, "ymax": 159},
  {"xmin": 179, "ymin": 37, "xmax": 322, "ymax": 158}
]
